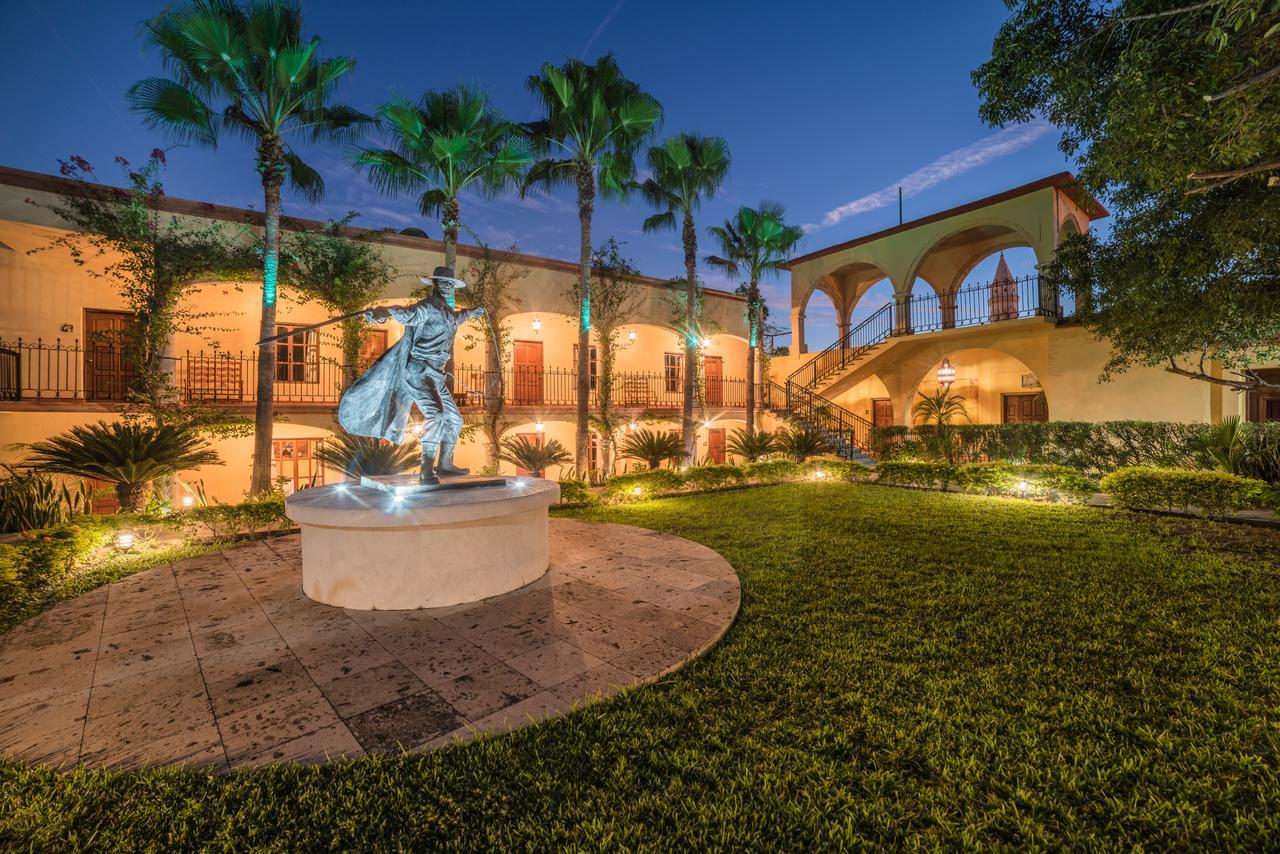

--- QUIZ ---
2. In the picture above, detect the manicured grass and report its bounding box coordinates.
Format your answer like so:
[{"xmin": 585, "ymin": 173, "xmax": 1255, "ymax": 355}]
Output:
[{"xmin": 4, "ymin": 483, "xmax": 1280, "ymax": 847}]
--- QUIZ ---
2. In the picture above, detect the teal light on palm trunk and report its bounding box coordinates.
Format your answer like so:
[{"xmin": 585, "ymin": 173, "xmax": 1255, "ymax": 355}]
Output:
[
  {"xmin": 581, "ymin": 297, "xmax": 590, "ymax": 331},
  {"xmin": 263, "ymin": 251, "xmax": 278, "ymax": 306}
]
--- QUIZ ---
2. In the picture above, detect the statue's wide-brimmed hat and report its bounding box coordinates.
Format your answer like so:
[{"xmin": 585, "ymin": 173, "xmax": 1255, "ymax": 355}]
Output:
[{"xmin": 419, "ymin": 265, "xmax": 466, "ymax": 290}]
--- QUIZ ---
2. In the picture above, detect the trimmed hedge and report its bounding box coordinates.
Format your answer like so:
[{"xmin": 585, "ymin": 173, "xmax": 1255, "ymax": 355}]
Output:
[
  {"xmin": 556, "ymin": 479, "xmax": 593, "ymax": 505},
  {"xmin": 606, "ymin": 468, "xmax": 686, "ymax": 500},
  {"xmin": 1100, "ymin": 466, "xmax": 1270, "ymax": 517},
  {"xmin": 955, "ymin": 462, "xmax": 1096, "ymax": 502},
  {"xmin": 743, "ymin": 460, "xmax": 802, "ymax": 483},
  {"xmin": 869, "ymin": 420, "xmax": 1208, "ymax": 475},
  {"xmin": 874, "ymin": 461, "xmax": 956, "ymax": 490},
  {"xmin": 805, "ymin": 459, "xmax": 874, "ymax": 483},
  {"xmin": 178, "ymin": 496, "xmax": 288, "ymax": 539},
  {"xmin": 683, "ymin": 465, "xmax": 747, "ymax": 491}
]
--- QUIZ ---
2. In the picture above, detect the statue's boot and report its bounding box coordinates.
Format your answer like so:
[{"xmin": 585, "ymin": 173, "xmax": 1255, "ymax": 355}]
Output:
[
  {"xmin": 436, "ymin": 442, "xmax": 470, "ymax": 477},
  {"xmin": 419, "ymin": 443, "xmax": 441, "ymax": 485}
]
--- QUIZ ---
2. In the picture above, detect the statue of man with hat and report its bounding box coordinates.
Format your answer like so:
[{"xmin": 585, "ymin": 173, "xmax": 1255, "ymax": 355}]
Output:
[{"xmin": 337, "ymin": 265, "xmax": 484, "ymax": 484}]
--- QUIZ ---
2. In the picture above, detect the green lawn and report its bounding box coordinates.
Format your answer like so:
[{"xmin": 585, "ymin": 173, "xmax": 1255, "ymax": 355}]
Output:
[{"xmin": 5, "ymin": 483, "xmax": 1280, "ymax": 848}]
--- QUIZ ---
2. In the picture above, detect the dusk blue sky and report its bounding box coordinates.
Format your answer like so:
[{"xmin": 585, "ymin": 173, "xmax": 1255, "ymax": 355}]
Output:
[{"xmin": 1, "ymin": 0, "xmax": 1082, "ymax": 348}]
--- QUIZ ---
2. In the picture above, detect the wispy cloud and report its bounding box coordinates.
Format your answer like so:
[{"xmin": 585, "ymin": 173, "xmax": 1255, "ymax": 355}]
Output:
[
  {"xmin": 812, "ymin": 120, "xmax": 1054, "ymax": 231},
  {"xmin": 582, "ymin": 0, "xmax": 627, "ymax": 57}
]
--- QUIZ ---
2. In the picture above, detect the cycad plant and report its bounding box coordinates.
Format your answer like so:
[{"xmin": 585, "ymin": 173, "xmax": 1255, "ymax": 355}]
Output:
[
  {"xmin": 356, "ymin": 85, "xmax": 531, "ymax": 272},
  {"xmin": 618, "ymin": 428, "xmax": 683, "ymax": 470},
  {"xmin": 727, "ymin": 428, "xmax": 779, "ymax": 463},
  {"xmin": 639, "ymin": 134, "xmax": 731, "ymax": 464},
  {"xmin": 525, "ymin": 55, "xmax": 662, "ymax": 476},
  {"xmin": 776, "ymin": 425, "xmax": 829, "ymax": 462},
  {"xmin": 706, "ymin": 202, "xmax": 804, "ymax": 432},
  {"xmin": 499, "ymin": 435, "xmax": 572, "ymax": 478},
  {"xmin": 130, "ymin": 0, "xmax": 372, "ymax": 494},
  {"xmin": 313, "ymin": 432, "xmax": 418, "ymax": 479},
  {"xmin": 25, "ymin": 421, "xmax": 221, "ymax": 513},
  {"xmin": 912, "ymin": 388, "xmax": 969, "ymax": 464}
]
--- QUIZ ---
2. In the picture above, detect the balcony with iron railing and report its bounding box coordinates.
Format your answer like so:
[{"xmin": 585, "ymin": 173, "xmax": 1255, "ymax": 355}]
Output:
[{"xmin": 0, "ymin": 339, "xmax": 753, "ymax": 413}]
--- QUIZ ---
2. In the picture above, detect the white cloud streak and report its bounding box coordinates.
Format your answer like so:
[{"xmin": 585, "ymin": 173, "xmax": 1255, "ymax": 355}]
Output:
[
  {"xmin": 816, "ymin": 120, "xmax": 1054, "ymax": 229},
  {"xmin": 581, "ymin": 0, "xmax": 627, "ymax": 58}
]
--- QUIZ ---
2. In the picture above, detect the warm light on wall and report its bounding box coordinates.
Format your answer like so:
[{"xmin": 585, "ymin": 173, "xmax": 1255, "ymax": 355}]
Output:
[
  {"xmin": 628, "ymin": 329, "xmax": 637, "ymax": 342},
  {"xmin": 531, "ymin": 318, "xmax": 542, "ymax": 332},
  {"xmin": 181, "ymin": 494, "xmax": 194, "ymax": 509},
  {"xmin": 702, "ymin": 338, "xmax": 713, "ymax": 348},
  {"xmin": 535, "ymin": 421, "xmax": 545, "ymax": 432},
  {"xmin": 937, "ymin": 357, "xmax": 956, "ymax": 388}
]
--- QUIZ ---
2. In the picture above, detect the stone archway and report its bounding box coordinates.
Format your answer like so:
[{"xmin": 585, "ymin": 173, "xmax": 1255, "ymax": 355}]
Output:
[{"xmin": 889, "ymin": 345, "xmax": 1050, "ymax": 427}]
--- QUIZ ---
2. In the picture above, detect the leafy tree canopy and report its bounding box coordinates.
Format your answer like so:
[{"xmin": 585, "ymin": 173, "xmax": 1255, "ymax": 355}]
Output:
[{"xmin": 974, "ymin": 0, "xmax": 1280, "ymax": 389}]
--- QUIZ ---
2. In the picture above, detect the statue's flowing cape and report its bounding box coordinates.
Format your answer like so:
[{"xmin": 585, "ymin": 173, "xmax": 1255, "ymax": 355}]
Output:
[{"xmin": 337, "ymin": 324, "xmax": 421, "ymax": 443}]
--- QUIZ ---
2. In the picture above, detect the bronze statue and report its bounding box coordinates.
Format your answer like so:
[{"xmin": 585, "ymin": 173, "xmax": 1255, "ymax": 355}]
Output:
[{"xmin": 337, "ymin": 266, "xmax": 485, "ymax": 484}]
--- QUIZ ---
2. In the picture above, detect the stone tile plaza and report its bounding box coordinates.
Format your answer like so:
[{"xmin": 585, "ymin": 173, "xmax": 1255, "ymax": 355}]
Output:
[{"xmin": 0, "ymin": 1, "xmax": 1277, "ymax": 848}]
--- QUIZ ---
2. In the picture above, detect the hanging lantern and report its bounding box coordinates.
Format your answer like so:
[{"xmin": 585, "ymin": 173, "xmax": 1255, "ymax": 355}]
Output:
[{"xmin": 937, "ymin": 357, "xmax": 956, "ymax": 388}]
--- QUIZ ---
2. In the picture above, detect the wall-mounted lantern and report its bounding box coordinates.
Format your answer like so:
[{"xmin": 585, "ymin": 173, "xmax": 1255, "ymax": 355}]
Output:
[
  {"xmin": 937, "ymin": 357, "xmax": 956, "ymax": 388},
  {"xmin": 531, "ymin": 317, "xmax": 542, "ymax": 333}
]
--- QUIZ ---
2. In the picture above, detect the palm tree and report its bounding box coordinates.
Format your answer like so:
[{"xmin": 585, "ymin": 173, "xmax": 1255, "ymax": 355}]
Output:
[
  {"xmin": 355, "ymin": 85, "xmax": 532, "ymax": 273},
  {"xmin": 618, "ymin": 428, "xmax": 683, "ymax": 470},
  {"xmin": 706, "ymin": 202, "xmax": 804, "ymax": 432},
  {"xmin": 912, "ymin": 387, "xmax": 969, "ymax": 428},
  {"xmin": 524, "ymin": 55, "xmax": 662, "ymax": 476},
  {"xmin": 313, "ymin": 431, "xmax": 418, "ymax": 479},
  {"xmin": 25, "ymin": 421, "xmax": 221, "ymax": 513},
  {"xmin": 776, "ymin": 425, "xmax": 829, "ymax": 462},
  {"xmin": 639, "ymin": 134, "xmax": 731, "ymax": 464},
  {"xmin": 727, "ymin": 428, "xmax": 779, "ymax": 463},
  {"xmin": 499, "ymin": 435, "xmax": 572, "ymax": 479},
  {"xmin": 129, "ymin": 0, "xmax": 372, "ymax": 494}
]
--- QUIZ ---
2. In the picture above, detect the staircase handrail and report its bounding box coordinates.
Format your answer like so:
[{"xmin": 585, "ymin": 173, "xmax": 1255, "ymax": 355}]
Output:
[
  {"xmin": 784, "ymin": 379, "xmax": 874, "ymax": 458},
  {"xmin": 788, "ymin": 302, "xmax": 894, "ymax": 391}
]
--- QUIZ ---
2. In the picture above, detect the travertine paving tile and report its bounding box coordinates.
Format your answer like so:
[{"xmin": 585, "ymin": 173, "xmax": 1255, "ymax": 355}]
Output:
[{"xmin": 0, "ymin": 520, "xmax": 738, "ymax": 770}]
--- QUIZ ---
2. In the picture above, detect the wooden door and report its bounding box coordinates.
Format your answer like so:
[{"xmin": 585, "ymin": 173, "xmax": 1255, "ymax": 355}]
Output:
[
  {"xmin": 704, "ymin": 356, "xmax": 723, "ymax": 407},
  {"xmin": 1247, "ymin": 368, "xmax": 1280, "ymax": 421},
  {"xmin": 1003, "ymin": 393, "xmax": 1048, "ymax": 423},
  {"xmin": 513, "ymin": 340, "xmax": 544, "ymax": 406},
  {"xmin": 872, "ymin": 398, "xmax": 894, "ymax": 427},
  {"xmin": 359, "ymin": 329, "xmax": 388, "ymax": 369},
  {"xmin": 273, "ymin": 438, "xmax": 326, "ymax": 494},
  {"xmin": 707, "ymin": 428, "xmax": 726, "ymax": 464},
  {"xmin": 83, "ymin": 309, "xmax": 137, "ymax": 401}
]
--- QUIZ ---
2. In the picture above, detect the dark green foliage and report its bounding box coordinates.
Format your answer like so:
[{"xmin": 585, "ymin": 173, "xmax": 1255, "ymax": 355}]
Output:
[
  {"xmin": 605, "ymin": 468, "xmax": 686, "ymax": 500},
  {"xmin": 313, "ymin": 432, "xmax": 418, "ymax": 479},
  {"xmin": 555, "ymin": 479, "xmax": 593, "ymax": 505},
  {"xmin": 804, "ymin": 459, "xmax": 872, "ymax": 483},
  {"xmin": 683, "ymin": 464, "xmax": 747, "ymax": 491},
  {"xmin": 0, "ymin": 467, "xmax": 91, "ymax": 534},
  {"xmin": 1196, "ymin": 418, "xmax": 1280, "ymax": 485},
  {"xmin": 742, "ymin": 459, "xmax": 802, "ymax": 483},
  {"xmin": 6, "ymin": 485, "xmax": 1280, "ymax": 847},
  {"xmin": 499, "ymin": 436, "xmax": 572, "ymax": 478},
  {"xmin": 871, "ymin": 420, "xmax": 1208, "ymax": 475},
  {"xmin": 975, "ymin": 1, "xmax": 1280, "ymax": 388},
  {"xmin": 874, "ymin": 460, "xmax": 957, "ymax": 491},
  {"xmin": 955, "ymin": 462, "xmax": 1096, "ymax": 502},
  {"xmin": 727, "ymin": 428, "xmax": 779, "ymax": 463},
  {"xmin": 618, "ymin": 428, "xmax": 683, "ymax": 470},
  {"xmin": 24, "ymin": 421, "xmax": 221, "ymax": 513},
  {"xmin": 775, "ymin": 425, "xmax": 829, "ymax": 462},
  {"xmin": 178, "ymin": 496, "xmax": 289, "ymax": 539},
  {"xmin": 1101, "ymin": 466, "xmax": 1271, "ymax": 517}
]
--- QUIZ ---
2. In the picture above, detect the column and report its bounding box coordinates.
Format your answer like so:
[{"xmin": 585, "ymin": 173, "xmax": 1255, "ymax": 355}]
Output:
[
  {"xmin": 893, "ymin": 292, "xmax": 913, "ymax": 336},
  {"xmin": 790, "ymin": 306, "xmax": 807, "ymax": 354}
]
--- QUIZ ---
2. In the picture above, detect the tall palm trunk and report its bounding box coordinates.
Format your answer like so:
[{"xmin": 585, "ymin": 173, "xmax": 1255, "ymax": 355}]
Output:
[
  {"xmin": 681, "ymin": 209, "xmax": 698, "ymax": 465},
  {"xmin": 442, "ymin": 197, "xmax": 460, "ymax": 275},
  {"xmin": 483, "ymin": 313, "xmax": 504, "ymax": 471},
  {"xmin": 250, "ymin": 143, "xmax": 284, "ymax": 495},
  {"xmin": 745, "ymin": 286, "xmax": 758, "ymax": 434},
  {"xmin": 574, "ymin": 163, "xmax": 594, "ymax": 477}
]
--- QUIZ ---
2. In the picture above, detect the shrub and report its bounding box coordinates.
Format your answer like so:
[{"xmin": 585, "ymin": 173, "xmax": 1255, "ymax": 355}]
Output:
[
  {"xmin": 606, "ymin": 468, "xmax": 686, "ymax": 501},
  {"xmin": 179, "ymin": 495, "xmax": 289, "ymax": 539},
  {"xmin": 556, "ymin": 478, "xmax": 593, "ymax": 505},
  {"xmin": 313, "ymin": 431, "xmax": 418, "ymax": 478},
  {"xmin": 727, "ymin": 429, "xmax": 780, "ymax": 463},
  {"xmin": 1100, "ymin": 466, "xmax": 1268, "ymax": 517},
  {"xmin": 955, "ymin": 462, "xmax": 1096, "ymax": 502},
  {"xmin": 499, "ymin": 436, "xmax": 572, "ymax": 478},
  {"xmin": 874, "ymin": 461, "xmax": 956, "ymax": 490},
  {"xmin": 0, "ymin": 518, "xmax": 117, "ymax": 622},
  {"xmin": 775, "ymin": 426, "xmax": 829, "ymax": 462},
  {"xmin": 867, "ymin": 425, "xmax": 914, "ymax": 459},
  {"xmin": 0, "ymin": 466, "xmax": 92, "ymax": 533},
  {"xmin": 618, "ymin": 429, "xmax": 683, "ymax": 470},
  {"xmin": 683, "ymin": 465, "xmax": 747, "ymax": 491},
  {"xmin": 743, "ymin": 460, "xmax": 802, "ymax": 483},
  {"xmin": 805, "ymin": 459, "xmax": 872, "ymax": 483}
]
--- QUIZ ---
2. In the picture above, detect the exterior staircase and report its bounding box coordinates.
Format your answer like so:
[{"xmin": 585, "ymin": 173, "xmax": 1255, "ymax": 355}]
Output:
[{"xmin": 766, "ymin": 303, "xmax": 895, "ymax": 465}]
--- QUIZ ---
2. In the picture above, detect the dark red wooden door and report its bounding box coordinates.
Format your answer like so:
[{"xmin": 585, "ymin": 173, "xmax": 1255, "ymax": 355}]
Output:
[
  {"xmin": 704, "ymin": 356, "xmax": 723, "ymax": 407},
  {"xmin": 513, "ymin": 341, "xmax": 543, "ymax": 406},
  {"xmin": 83, "ymin": 309, "xmax": 136, "ymax": 401}
]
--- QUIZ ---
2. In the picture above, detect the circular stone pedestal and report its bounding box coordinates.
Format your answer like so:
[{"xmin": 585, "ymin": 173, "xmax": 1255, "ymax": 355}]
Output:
[{"xmin": 285, "ymin": 477, "xmax": 559, "ymax": 610}]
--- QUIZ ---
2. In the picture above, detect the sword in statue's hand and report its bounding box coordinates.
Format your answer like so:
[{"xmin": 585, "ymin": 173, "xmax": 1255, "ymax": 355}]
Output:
[{"xmin": 254, "ymin": 307, "xmax": 386, "ymax": 346}]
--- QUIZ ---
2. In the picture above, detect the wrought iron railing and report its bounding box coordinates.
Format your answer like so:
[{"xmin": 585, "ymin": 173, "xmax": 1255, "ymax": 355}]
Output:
[
  {"xmin": 0, "ymin": 340, "xmax": 749, "ymax": 411},
  {"xmin": 788, "ymin": 303, "xmax": 894, "ymax": 391},
  {"xmin": 785, "ymin": 380, "xmax": 874, "ymax": 458}
]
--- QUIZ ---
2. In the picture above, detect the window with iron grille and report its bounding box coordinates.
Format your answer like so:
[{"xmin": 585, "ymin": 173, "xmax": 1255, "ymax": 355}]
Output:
[{"xmin": 572, "ymin": 344, "xmax": 599, "ymax": 391}]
